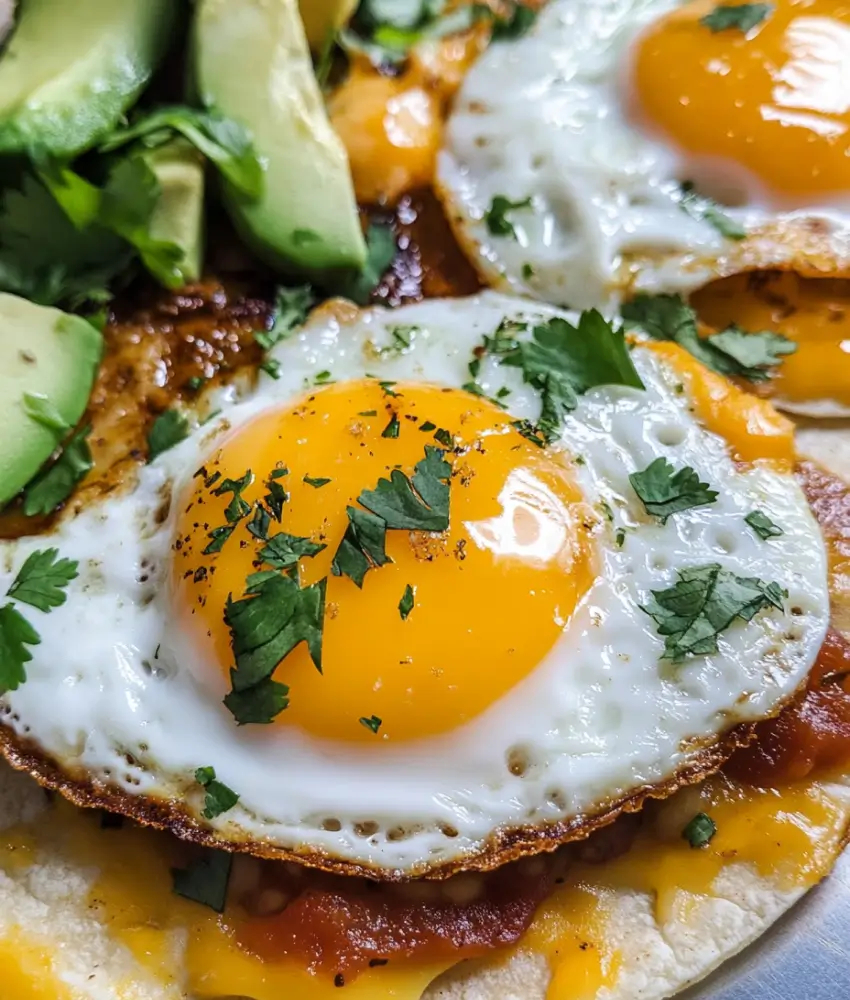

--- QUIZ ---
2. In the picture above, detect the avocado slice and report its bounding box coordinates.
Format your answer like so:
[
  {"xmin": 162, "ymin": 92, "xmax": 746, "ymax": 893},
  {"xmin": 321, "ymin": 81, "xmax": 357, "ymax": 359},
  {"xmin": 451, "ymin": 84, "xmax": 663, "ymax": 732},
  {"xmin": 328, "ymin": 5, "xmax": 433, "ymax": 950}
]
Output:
[
  {"xmin": 0, "ymin": 295, "xmax": 102, "ymax": 508},
  {"xmin": 194, "ymin": 0, "xmax": 367, "ymax": 278},
  {"xmin": 0, "ymin": 0, "xmax": 177, "ymax": 158},
  {"xmin": 144, "ymin": 139, "xmax": 206, "ymax": 286},
  {"xmin": 299, "ymin": 0, "xmax": 358, "ymax": 51}
]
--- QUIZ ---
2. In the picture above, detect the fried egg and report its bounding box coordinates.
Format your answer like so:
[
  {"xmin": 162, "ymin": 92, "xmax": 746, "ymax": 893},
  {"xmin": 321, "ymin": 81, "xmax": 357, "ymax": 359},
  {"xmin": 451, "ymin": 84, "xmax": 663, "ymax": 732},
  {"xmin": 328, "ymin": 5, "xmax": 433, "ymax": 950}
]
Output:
[
  {"xmin": 0, "ymin": 292, "xmax": 829, "ymax": 877},
  {"xmin": 437, "ymin": 1, "xmax": 850, "ymax": 344}
]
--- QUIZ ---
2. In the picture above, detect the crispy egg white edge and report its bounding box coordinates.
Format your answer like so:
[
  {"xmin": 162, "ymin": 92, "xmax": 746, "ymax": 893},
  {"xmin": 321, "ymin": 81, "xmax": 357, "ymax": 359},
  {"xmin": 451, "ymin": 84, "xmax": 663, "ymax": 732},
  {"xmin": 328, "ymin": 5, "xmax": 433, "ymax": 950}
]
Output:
[
  {"xmin": 437, "ymin": 0, "xmax": 850, "ymax": 310},
  {"xmin": 0, "ymin": 292, "xmax": 828, "ymax": 873}
]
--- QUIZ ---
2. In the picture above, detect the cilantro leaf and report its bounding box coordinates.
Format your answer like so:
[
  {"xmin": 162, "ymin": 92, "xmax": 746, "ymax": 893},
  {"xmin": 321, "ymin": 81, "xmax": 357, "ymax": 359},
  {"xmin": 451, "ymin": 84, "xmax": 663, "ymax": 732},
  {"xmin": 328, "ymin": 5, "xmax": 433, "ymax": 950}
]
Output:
[
  {"xmin": 683, "ymin": 812, "xmax": 717, "ymax": 848},
  {"xmin": 476, "ymin": 1, "xmax": 537, "ymax": 39},
  {"xmin": 679, "ymin": 181, "xmax": 746, "ymax": 240},
  {"xmin": 497, "ymin": 310, "xmax": 644, "ymax": 442},
  {"xmin": 621, "ymin": 293, "xmax": 796, "ymax": 382},
  {"xmin": 303, "ymin": 476, "xmax": 331, "ymax": 489},
  {"xmin": 701, "ymin": 3, "xmax": 772, "ymax": 33},
  {"xmin": 171, "ymin": 849, "xmax": 232, "ymax": 913},
  {"xmin": 7, "ymin": 549, "xmax": 78, "ymax": 611},
  {"xmin": 345, "ymin": 0, "xmax": 479, "ymax": 67},
  {"xmin": 641, "ymin": 564, "xmax": 787, "ymax": 662},
  {"xmin": 194, "ymin": 766, "xmax": 240, "ymax": 820},
  {"xmin": 224, "ymin": 675, "xmax": 290, "ymax": 725},
  {"xmin": 226, "ymin": 573, "xmax": 326, "ymax": 691},
  {"xmin": 22, "ymin": 425, "xmax": 92, "ymax": 516},
  {"xmin": 99, "ymin": 105, "xmax": 263, "ymax": 200},
  {"xmin": 745, "ymin": 509, "xmax": 784, "ymax": 540},
  {"xmin": 0, "ymin": 171, "xmax": 133, "ymax": 307},
  {"xmin": 359, "ymin": 714, "xmax": 382, "ymax": 734},
  {"xmin": 259, "ymin": 531, "xmax": 327, "ymax": 572},
  {"xmin": 0, "ymin": 604, "xmax": 39, "ymax": 692},
  {"xmin": 359, "ymin": 446, "xmax": 450, "ymax": 531},
  {"xmin": 484, "ymin": 195, "xmax": 532, "ymax": 239},
  {"xmin": 704, "ymin": 324, "xmax": 797, "ymax": 379},
  {"xmin": 629, "ymin": 458, "xmax": 718, "ymax": 523},
  {"xmin": 382, "ymin": 414, "xmax": 401, "ymax": 439},
  {"xmin": 332, "ymin": 506, "xmax": 391, "ymax": 587},
  {"xmin": 148, "ymin": 410, "xmax": 190, "ymax": 460},
  {"xmin": 399, "ymin": 583, "xmax": 415, "ymax": 620},
  {"xmin": 255, "ymin": 284, "xmax": 315, "ymax": 352},
  {"xmin": 333, "ymin": 223, "xmax": 395, "ymax": 305}
]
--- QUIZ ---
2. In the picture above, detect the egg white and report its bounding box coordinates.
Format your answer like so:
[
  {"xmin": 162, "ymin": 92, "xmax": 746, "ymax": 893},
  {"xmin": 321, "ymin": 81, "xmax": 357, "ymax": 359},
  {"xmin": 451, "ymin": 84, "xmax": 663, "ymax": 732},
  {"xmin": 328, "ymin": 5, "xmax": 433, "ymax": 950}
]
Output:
[
  {"xmin": 0, "ymin": 292, "xmax": 828, "ymax": 875},
  {"xmin": 437, "ymin": 0, "xmax": 850, "ymax": 310}
]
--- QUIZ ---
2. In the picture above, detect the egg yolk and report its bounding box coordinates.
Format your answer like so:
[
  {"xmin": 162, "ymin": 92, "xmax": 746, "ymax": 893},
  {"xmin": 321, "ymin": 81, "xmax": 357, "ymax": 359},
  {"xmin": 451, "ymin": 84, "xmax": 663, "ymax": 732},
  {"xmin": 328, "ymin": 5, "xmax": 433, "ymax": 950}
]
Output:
[
  {"xmin": 692, "ymin": 271, "xmax": 850, "ymax": 408},
  {"xmin": 172, "ymin": 382, "xmax": 593, "ymax": 744},
  {"xmin": 632, "ymin": 0, "xmax": 850, "ymax": 202}
]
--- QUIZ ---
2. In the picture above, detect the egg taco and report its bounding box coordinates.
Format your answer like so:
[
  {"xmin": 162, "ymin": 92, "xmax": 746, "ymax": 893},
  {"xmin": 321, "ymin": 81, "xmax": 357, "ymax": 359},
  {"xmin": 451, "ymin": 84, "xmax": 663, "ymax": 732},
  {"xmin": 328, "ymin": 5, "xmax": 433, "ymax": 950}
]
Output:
[{"xmin": 1, "ymin": 1, "xmax": 850, "ymax": 999}]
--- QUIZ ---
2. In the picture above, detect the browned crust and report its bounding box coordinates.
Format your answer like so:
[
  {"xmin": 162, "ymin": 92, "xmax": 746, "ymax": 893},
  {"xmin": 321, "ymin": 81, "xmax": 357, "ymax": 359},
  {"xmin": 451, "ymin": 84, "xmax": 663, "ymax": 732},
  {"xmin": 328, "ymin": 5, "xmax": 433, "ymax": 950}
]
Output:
[{"xmin": 0, "ymin": 717, "xmax": 757, "ymax": 882}]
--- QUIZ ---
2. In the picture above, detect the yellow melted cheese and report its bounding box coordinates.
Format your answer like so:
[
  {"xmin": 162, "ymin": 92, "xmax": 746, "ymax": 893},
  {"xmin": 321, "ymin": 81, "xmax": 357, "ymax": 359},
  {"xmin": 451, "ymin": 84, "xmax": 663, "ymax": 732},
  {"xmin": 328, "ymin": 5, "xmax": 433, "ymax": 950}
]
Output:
[{"xmin": 0, "ymin": 774, "xmax": 847, "ymax": 1000}]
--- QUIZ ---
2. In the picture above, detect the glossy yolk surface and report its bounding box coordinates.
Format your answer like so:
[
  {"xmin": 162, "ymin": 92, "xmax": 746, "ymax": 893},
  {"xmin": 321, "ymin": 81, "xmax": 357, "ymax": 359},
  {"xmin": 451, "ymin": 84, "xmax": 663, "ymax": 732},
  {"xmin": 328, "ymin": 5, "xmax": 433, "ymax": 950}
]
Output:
[
  {"xmin": 644, "ymin": 341, "xmax": 796, "ymax": 468},
  {"xmin": 692, "ymin": 271, "xmax": 850, "ymax": 408},
  {"xmin": 172, "ymin": 381, "xmax": 593, "ymax": 744},
  {"xmin": 632, "ymin": 0, "xmax": 850, "ymax": 202}
]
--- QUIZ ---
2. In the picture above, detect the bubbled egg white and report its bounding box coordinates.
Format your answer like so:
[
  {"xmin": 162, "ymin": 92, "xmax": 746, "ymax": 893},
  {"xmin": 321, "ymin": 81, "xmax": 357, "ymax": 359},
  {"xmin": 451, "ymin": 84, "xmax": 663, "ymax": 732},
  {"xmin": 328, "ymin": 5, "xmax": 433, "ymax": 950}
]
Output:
[{"xmin": 0, "ymin": 291, "xmax": 829, "ymax": 876}]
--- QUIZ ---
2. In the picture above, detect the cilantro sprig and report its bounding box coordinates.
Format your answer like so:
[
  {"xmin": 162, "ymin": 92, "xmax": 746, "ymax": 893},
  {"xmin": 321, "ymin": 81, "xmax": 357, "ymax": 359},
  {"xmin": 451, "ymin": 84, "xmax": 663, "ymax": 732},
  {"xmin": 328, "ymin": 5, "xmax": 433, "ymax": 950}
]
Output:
[
  {"xmin": 622, "ymin": 293, "xmax": 796, "ymax": 382},
  {"xmin": 485, "ymin": 195, "xmax": 532, "ymax": 239},
  {"xmin": 171, "ymin": 849, "xmax": 232, "ymax": 913},
  {"xmin": 22, "ymin": 424, "xmax": 93, "ymax": 516},
  {"xmin": 148, "ymin": 410, "xmax": 190, "ymax": 461},
  {"xmin": 0, "ymin": 548, "xmax": 78, "ymax": 691},
  {"xmin": 630, "ymin": 458, "xmax": 718, "ymax": 523},
  {"xmin": 641, "ymin": 564, "xmax": 786, "ymax": 662},
  {"xmin": 745, "ymin": 509, "xmax": 783, "ymax": 540}
]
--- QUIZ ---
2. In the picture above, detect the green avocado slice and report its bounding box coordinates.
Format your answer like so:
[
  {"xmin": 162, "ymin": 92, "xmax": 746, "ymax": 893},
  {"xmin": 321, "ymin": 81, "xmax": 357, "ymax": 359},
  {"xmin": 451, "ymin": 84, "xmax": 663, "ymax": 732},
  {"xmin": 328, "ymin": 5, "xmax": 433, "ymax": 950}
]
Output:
[
  {"xmin": 0, "ymin": 295, "xmax": 102, "ymax": 508},
  {"xmin": 193, "ymin": 0, "xmax": 367, "ymax": 279},
  {"xmin": 0, "ymin": 0, "xmax": 177, "ymax": 158}
]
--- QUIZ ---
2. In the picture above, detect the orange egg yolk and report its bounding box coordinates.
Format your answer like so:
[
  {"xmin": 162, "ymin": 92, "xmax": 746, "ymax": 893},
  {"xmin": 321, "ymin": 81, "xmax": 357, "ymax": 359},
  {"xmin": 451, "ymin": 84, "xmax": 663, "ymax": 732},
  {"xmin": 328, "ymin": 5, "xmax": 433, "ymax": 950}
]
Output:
[
  {"xmin": 631, "ymin": 0, "xmax": 850, "ymax": 202},
  {"xmin": 692, "ymin": 271, "xmax": 850, "ymax": 408},
  {"xmin": 172, "ymin": 382, "xmax": 593, "ymax": 744}
]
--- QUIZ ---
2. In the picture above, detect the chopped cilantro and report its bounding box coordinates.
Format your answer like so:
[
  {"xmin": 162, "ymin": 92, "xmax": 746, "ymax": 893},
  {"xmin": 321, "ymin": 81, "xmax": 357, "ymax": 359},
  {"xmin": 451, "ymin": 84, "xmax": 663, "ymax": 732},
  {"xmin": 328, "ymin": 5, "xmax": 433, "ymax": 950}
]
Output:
[
  {"xmin": 629, "ymin": 458, "xmax": 718, "ymax": 523},
  {"xmin": 433, "ymin": 428, "xmax": 453, "ymax": 448},
  {"xmin": 315, "ymin": 370, "xmax": 333, "ymax": 385},
  {"xmin": 304, "ymin": 476, "xmax": 332, "ymax": 488},
  {"xmin": 382, "ymin": 414, "xmax": 401, "ymax": 439},
  {"xmin": 419, "ymin": 421, "xmax": 437, "ymax": 433},
  {"xmin": 333, "ymin": 222, "xmax": 396, "ymax": 305},
  {"xmin": 344, "ymin": 0, "xmax": 479, "ymax": 68},
  {"xmin": 148, "ymin": 410, "xmax": 189, "ymax": 461},
  {"xmin": 359, "ymin": 714, "xmax": 382, "ymax": 734},
  {"xmin": 203, "ymin": 525, "xmax": 235, "ymax": 556},
  {"xmin": 259, "ymin": 531, "xmax": 327, "ymax": 572},
  {"xmin": 641, "ymin": 564, "xmax": 787, "ymax": 663},
  {"xmin": 615, "ymin": 528, "xmax": 627, "ymax": 548},
  {"xmin": 0, "ymin": 605, "xmax": 39, "ymax": 692},
  {"xmin": 359, "ymin": 446, "xmax": 450, "ymax": 531},
  {"xmin": 683, "ymin": 812, "xmax": 717, "ymax": 849},
  {"xmin": 379, "ymin": 380, "xmax": 400, "ymax": 397},
  {"xmin": 679, "ymin": 182, "xmax": 746, "ymax": 240},
  {"xmin": 745, "ymin": 510, "xmax": 784, "ymax": 540},
  {"xmin": 100, "ymin": 105, "xmax": 263, "ymax": 199},
  {"xmin": 171, "ymin": 849, "xmax": 232, "ymax": 913},
  {"xmin": 0, "ymin": 548, "xmax": 77, "ymax": 691},
  {"xmin": 246, "ymin": 505, "xmax": 270, "ymax": 540},
  {"xmin": 194, "ymin": 766, "xmax": 240, "ymax": 820},
  {"xmin": 261, "ymin": 359, "xmax": 281, "ymax": 380},
  {"xmin": 7, "ymin": 549, "xmax": 78, "ymax": 611},
  {"xmin": 359, "ymin": 409, "xmax": 378, "ymax": 416},
  {"xmin": 621, "ymin": 293, "xmax": 796, "ymax": 382},
  {"xmin": 521, "ymin": 262, "xmax": 535, "ymax": 279},
  {"xmin": 477, "ymin": 1, "xmax": 538, "ymax": 39},
  {"xmin": 22, "ymin": 424, "xmax": 92, "ymax": 516},
  {"xmin": 332, "ymin": 507, "xmax": 391, "ymax": 587},
  {"xmin": 255, "ymin": 284, "xmax": 315, "ymax": 352},
  {"xmin": 399, "ymin": 583, "xmax": 415, "ymax": 620},
  {"xmin": 224, "ymin": 676, "xmax": 290, "ymax": 725},
  {"xmin": 226, "ymin": 573, "xmax": 326, "ymax": 693},
  {"xmin": 700, "ymin": 3, "xmax": 772, "ymax": 33},
  {"xmin": 485, "ymin": 195, "xmax": 532, "ymax": 239},
  {"xmin": 381, "ymin": 325, "xmax": 418, "ymax": 355},
  {"xmin": 496, "ymin": 310, "xmax": 644, "ymax": 443}
]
